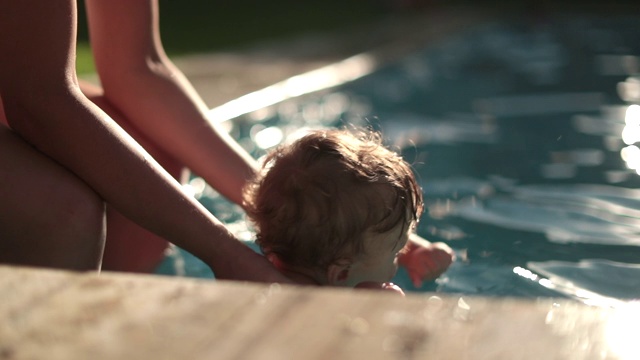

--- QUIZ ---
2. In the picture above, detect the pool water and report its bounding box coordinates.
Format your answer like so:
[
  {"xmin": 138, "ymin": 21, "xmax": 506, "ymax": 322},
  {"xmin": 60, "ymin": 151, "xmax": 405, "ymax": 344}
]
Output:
[{"xmin": 157, "ymin": 13, "xmax": 640, "ymax": 306}]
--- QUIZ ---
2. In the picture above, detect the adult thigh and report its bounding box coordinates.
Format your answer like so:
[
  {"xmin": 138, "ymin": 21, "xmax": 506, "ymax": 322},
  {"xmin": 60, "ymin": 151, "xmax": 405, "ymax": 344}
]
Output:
[{"xmin": 0, "ymin": 124, "xmax": 106, "ymax": 270}]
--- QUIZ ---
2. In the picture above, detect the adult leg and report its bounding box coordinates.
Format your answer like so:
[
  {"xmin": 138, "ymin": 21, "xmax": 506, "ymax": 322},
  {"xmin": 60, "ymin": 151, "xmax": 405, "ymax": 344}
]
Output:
[
  {"xmin": 1, "ymin": 81, "xmax": 183, "ymax": 273},
  {"xmin": 0, "ymin": 121, "xmax": 106, "ymax": 270},
  {"xmin": 80, "ymin": 81, "xmax": 185, "ymax": 273}
]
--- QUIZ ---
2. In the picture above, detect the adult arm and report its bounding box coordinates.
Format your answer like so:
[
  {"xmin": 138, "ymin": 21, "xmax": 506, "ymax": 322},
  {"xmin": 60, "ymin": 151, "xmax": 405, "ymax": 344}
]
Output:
[
  {"xmin": 85, "ymin": 0, "xmax": 256, "ymax": 206},
  {"xmin": 0, "ymin": 0, "xmax": 286, "ymax": 282}
]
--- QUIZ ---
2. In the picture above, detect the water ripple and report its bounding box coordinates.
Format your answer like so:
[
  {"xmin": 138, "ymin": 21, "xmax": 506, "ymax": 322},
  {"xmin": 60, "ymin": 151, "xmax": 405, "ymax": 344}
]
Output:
[
  {"xmin": 528, "ymin": 259, "xmax": 640, "ymax": 302},
  {"xmin": 453, "ymin": 184, "xmax": 640, "ymax": 247}
]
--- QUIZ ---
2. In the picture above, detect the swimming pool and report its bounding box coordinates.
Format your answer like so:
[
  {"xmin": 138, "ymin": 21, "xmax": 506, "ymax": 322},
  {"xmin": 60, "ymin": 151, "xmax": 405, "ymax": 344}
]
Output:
[{"xmin": 157, "ymin": 13, "xmax": 640, "ymax": 306}]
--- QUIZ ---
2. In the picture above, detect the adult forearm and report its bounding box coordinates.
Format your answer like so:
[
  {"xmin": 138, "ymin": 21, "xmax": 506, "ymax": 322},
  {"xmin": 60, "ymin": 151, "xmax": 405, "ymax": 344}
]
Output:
[
  {"xmin": 100, "ymin": 64, "xmax": 257, "ymax": 206},
  {"xmin": 84, "ymin": 0, "xmax": 256, "ymax": 206}
]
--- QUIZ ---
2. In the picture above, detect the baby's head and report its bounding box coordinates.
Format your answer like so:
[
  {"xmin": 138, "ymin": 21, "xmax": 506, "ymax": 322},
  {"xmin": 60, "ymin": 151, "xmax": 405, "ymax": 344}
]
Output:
[{"xmin": 243, "ymin": 129, "xmax": 423, "ymax": 286}]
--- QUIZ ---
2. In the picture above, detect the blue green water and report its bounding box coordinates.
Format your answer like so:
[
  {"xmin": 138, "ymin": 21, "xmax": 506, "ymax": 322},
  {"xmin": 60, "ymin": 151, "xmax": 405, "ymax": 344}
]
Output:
[{"xmin": 157, "ymin": 13, "xmax": 640, "ymax": 306}]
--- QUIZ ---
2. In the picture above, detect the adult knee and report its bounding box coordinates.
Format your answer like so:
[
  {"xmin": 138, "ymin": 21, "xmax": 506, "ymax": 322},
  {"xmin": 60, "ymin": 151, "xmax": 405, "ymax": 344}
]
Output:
[{"xmin": 50, "ymin": 184, "xmax": 107, "ymax": 270}]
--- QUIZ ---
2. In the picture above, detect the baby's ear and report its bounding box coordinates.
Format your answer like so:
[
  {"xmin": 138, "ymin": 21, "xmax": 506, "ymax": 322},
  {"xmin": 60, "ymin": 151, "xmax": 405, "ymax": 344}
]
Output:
[{"xmin": 327, "ymin": 259, "xmax": 352, "ymax": 286}]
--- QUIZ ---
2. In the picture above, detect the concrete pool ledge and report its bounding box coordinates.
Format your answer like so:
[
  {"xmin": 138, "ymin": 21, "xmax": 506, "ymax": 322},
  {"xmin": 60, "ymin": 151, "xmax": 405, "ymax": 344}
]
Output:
[{"xmin": 1, "ymin": 265, "xmax": 636, "ymax": 360}]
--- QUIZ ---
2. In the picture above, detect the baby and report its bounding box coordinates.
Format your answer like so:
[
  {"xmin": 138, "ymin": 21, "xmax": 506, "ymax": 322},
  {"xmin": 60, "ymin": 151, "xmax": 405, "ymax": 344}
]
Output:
[{"xmin": 243, "ymin": 129, "xmax": 454, "ymax": 293}]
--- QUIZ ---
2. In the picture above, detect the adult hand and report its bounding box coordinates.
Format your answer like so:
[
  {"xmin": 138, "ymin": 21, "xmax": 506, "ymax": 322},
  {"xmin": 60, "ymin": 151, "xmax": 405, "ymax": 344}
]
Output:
[
  {"xmin": 207, "ymin": 241, "xmax": 293, "ymax": 284},
  {"xmin": 398, "ymin": 234, "xmax": 455, "ymax": 288}
]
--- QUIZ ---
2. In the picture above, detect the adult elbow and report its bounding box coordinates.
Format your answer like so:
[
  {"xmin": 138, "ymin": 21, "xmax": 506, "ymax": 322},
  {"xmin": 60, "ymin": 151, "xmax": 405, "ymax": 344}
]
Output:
[{"xmin": 97, "ymin": 54, "xmax": 175, "ymax": 96}]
